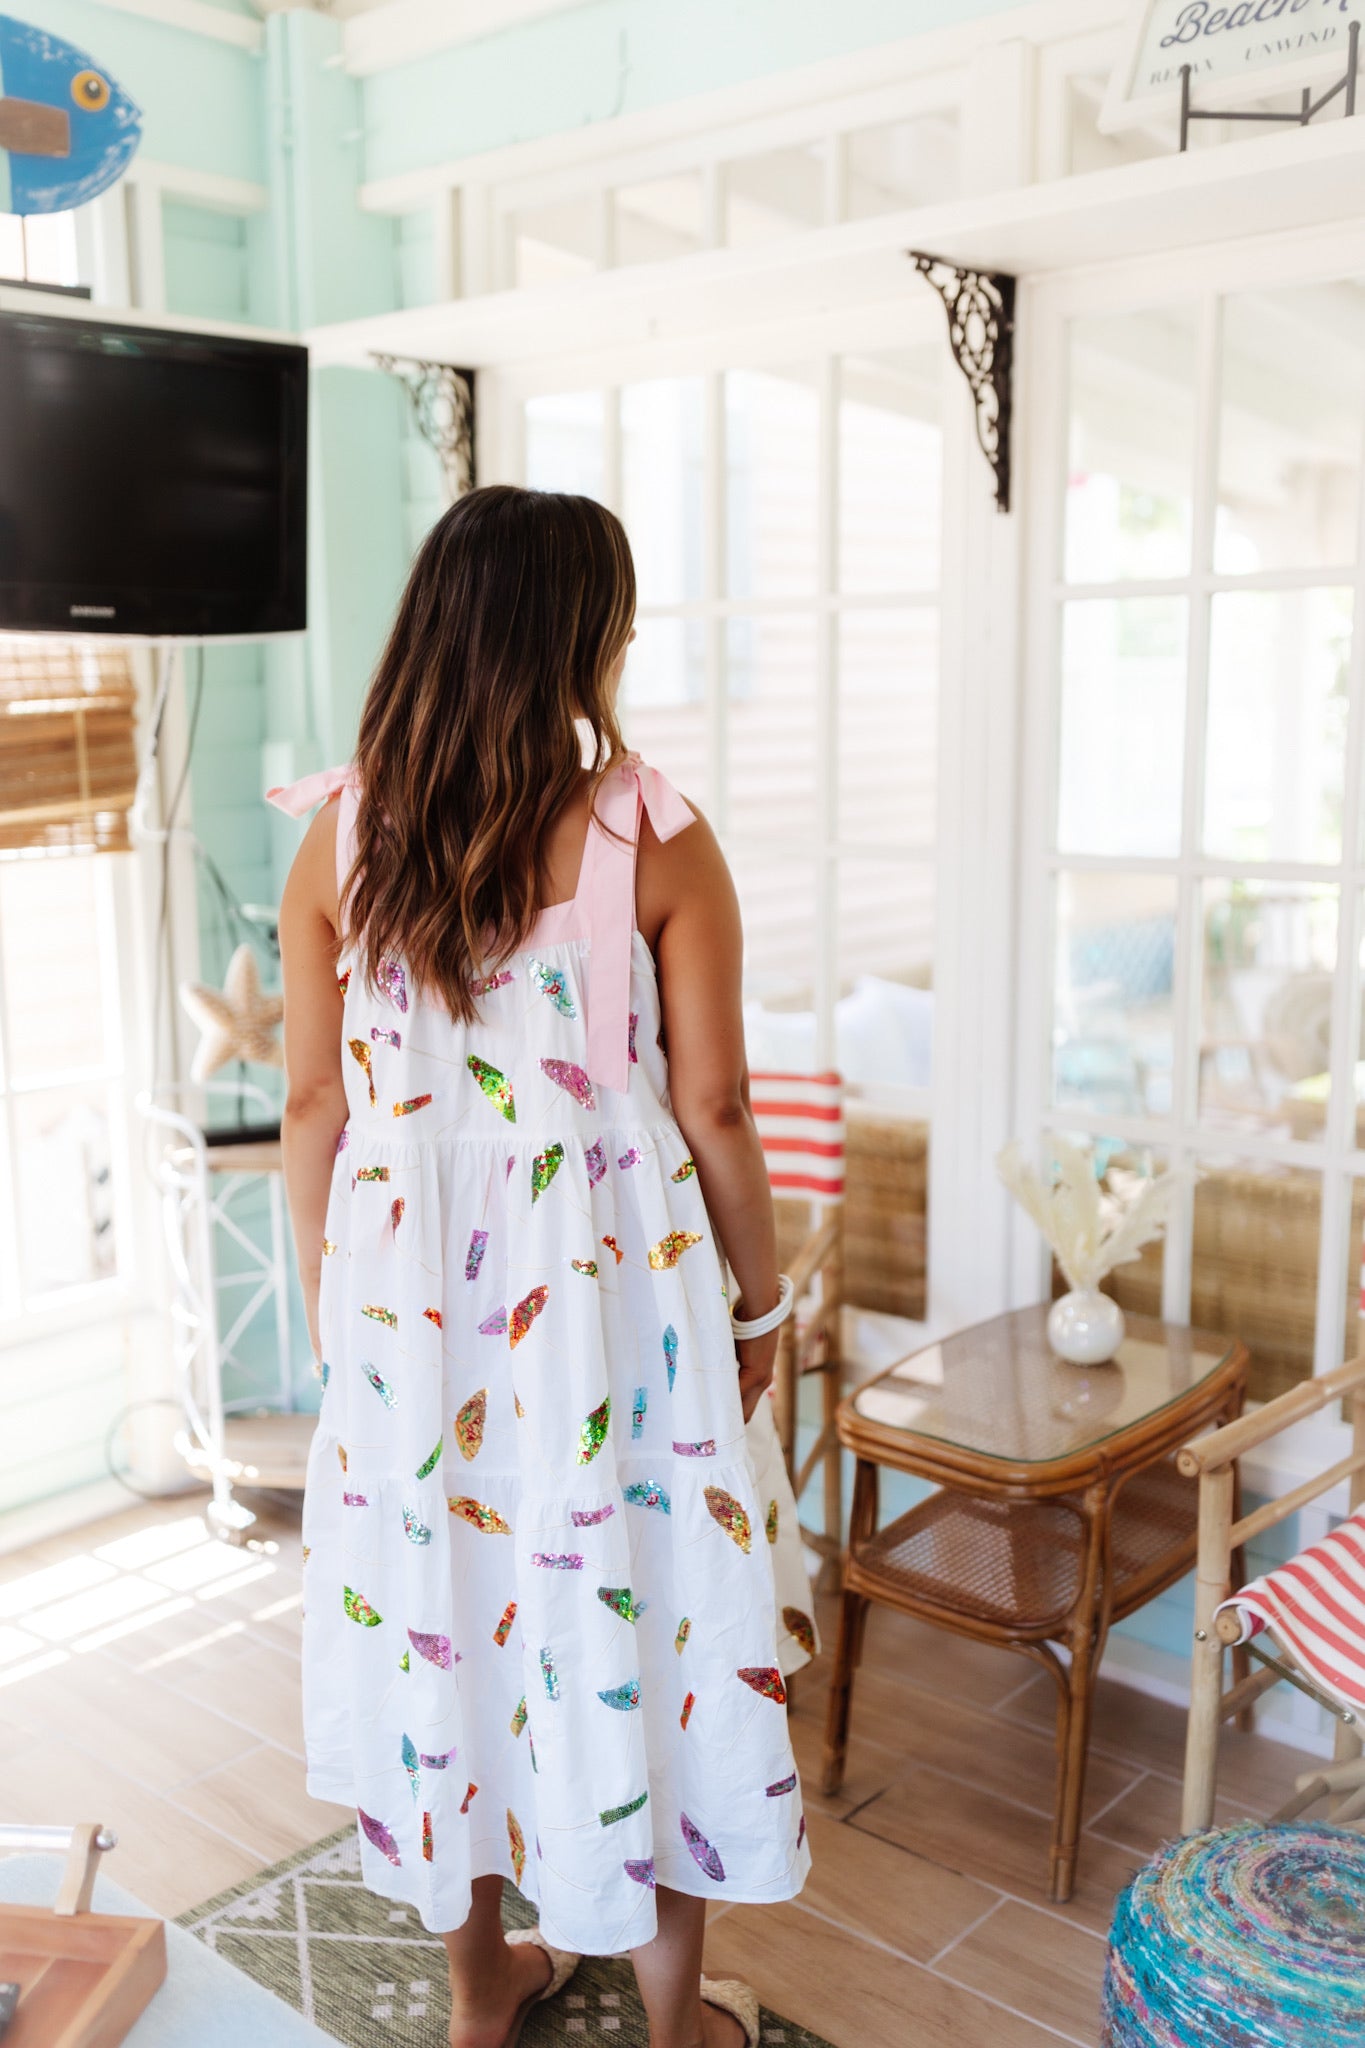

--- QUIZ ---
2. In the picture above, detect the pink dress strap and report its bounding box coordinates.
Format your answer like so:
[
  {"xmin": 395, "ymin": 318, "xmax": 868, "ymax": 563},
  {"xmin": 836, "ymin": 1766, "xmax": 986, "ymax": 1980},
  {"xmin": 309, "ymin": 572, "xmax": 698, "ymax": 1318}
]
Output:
[
  {"xmin": 580, "ymin": 753, "xmax": 694, "ymax": 1095},
  {"xmin": 267, "ymin": 764, "xmax": 360, "ymax": 898}
]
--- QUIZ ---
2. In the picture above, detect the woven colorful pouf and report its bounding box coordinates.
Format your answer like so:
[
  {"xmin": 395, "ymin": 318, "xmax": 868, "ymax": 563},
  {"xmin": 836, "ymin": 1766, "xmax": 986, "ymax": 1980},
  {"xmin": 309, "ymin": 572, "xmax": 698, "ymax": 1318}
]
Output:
[{"xmin": 1102, "ymin": 1822, "xmax": 1365, "ymax": 2046}]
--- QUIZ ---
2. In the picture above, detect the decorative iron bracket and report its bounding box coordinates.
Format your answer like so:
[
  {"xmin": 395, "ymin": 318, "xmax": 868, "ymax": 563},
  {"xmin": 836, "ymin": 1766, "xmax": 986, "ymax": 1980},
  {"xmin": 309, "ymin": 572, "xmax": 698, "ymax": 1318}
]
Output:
[
  {"xmin": 371, "ymin": 355, "xmax": 476, "ymax": 500},
  {"xmin": 909, "ymin": 252, "xmax": 1015, "ymax": 515}
]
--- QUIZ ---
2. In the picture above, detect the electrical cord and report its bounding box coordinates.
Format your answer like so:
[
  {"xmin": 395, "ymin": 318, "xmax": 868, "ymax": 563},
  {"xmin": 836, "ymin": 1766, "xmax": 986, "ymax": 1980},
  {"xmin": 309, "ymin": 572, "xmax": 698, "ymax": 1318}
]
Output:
[{"xmin": 148, "ymin": 646, "xmax": 205, "ymax": 1096}]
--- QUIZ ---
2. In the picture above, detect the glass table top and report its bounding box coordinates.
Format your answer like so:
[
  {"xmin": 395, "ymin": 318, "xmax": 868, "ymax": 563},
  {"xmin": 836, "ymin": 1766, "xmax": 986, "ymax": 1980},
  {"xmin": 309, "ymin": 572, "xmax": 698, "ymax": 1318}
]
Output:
[{"xmin": 851, "ymin": 1306, "xmax": 1239, "ymax": 1466}]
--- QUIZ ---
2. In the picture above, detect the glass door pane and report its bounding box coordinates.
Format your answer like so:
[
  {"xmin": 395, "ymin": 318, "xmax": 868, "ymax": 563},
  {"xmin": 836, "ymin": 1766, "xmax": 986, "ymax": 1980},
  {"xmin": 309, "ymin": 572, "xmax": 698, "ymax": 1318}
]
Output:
[
  {"xmin": 725, "ymin": 369, "xmax": 819, "ymax": 598},
  {"xmin": 1203, "ymin": 588, "xmax": 1352, "ymax": 864},
  {"xmin": 837, "ymin": 609, "xmax": 937, "ymax": 846},
  {"xmin": 621, "ymin": 379, "xmax": 703, "ymax": 606},
  {"xmin": 1057, "ymin": 598, "xmax": 1187, "ymax": 857},
  {"xmin": 838, "ymin": 346, "xmax": 942, "ymax": 594},
  {"xmin": 1052, "ymin": 872, "xmax": 1177, "ymax": 1119},
  {"xmin": 725, "ymin": 615, "xmax": 817, "ymax": 841},
  {"xmin": 1199, "ymin": 881, "xmax": 1339, "ymax": 1135},
  {"xmin": 1064, "ymin": 305, "xmax": 1198, "ymax": 584},
  {"xmin": 1215, "ymin": 282, "xmax": 1365, "ymax": 574},
  {"xmin": 525, "ymin": 391, "xmax": 605, "ymax": 499}
]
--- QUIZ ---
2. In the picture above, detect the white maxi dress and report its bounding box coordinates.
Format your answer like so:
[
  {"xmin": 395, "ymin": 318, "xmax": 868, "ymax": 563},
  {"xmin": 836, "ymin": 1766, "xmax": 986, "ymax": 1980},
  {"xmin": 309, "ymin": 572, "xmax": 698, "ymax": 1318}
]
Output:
[{"xmin": 268, "ymin": 754, "xmax": 815, "ymax": 1955}]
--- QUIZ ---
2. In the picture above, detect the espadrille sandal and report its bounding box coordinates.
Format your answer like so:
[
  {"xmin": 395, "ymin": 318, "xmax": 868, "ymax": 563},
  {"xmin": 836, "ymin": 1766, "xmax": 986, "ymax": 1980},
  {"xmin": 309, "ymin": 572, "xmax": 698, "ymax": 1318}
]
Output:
[
  {"xmin": 701, "ymin": 1975, "xmax": 761, "ymax": 2048},
  {"xmin": 500, "ymin": 1927, "xmax": 581, "ymax": 2048}
]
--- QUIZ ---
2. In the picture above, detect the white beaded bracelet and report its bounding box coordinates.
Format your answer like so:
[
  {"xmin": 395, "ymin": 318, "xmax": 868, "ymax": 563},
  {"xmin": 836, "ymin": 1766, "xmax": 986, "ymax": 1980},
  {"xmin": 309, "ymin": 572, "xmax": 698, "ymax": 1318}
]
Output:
[{"xmin": 730, "ymin": 1273, "xmax": 795, "ymax": 1340}]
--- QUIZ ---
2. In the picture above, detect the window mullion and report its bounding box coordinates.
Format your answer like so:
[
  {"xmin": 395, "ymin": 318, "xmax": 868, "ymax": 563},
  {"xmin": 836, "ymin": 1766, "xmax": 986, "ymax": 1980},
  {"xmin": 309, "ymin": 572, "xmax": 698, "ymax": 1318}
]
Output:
[
  {"xmin": 1312, "ymin": 354, "xmax": 1365, "ymax": 1376},
  {"xmin": 703, "ymin": 372, "xmax": 727, "ymax": 832},
  {"xmin": 1162, "ymin": 290, "xmax": 1221, "ymax": 1326},
  {"xmin": 814, "ymin": 354, "xmax": 839, "ymax": 1070}
]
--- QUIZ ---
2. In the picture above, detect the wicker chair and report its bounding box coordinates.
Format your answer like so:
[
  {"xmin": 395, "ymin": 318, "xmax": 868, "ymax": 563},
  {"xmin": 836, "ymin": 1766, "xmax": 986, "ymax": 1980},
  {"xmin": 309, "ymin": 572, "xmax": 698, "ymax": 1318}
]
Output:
[
  {"xmin": 1180, "ymin": 1354, "xmax": 1365, "ymax": 1833},
  {"xmin": 766, "ymin": 1094, "xmax": 930, "ymax": 1562}
]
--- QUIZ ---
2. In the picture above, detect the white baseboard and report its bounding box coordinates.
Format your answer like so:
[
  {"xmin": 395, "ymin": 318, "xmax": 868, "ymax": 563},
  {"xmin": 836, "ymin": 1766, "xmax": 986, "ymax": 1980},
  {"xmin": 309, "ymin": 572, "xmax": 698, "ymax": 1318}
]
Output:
[{"xmin": 1100, "ymin": 1632, "xmax": 1334, "ymax": 1760}]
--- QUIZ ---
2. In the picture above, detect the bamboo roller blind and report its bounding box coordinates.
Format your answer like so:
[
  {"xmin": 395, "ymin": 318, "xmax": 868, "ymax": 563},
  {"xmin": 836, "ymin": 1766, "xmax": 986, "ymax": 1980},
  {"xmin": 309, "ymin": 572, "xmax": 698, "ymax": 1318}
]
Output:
[{"xmin": 0, "ymin": 639, "xmax": 139, "ymax": 855}]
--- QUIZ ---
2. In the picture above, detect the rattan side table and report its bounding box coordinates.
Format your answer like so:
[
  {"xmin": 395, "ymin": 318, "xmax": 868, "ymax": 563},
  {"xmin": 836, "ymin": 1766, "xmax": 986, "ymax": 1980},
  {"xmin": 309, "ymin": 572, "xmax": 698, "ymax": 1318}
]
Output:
[{"xmin": 822, "ymin": 1305, "xmax": 1250, "ymax": 1903}]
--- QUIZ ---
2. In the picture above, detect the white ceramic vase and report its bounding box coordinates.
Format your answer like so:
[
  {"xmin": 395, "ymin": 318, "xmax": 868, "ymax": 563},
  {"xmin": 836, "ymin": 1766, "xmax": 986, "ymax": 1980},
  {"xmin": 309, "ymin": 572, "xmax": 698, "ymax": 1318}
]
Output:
[{"xmin": 1047, "ymin": 1287, "xmax": 1125, "ymax": 1366}]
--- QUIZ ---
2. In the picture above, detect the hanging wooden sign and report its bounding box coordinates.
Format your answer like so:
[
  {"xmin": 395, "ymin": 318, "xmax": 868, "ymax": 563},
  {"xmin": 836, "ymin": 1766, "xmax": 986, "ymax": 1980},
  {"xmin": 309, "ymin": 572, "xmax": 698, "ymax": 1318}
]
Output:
[{"xmin": 1101, "ymin": 0, "xmax": 1365, "ymax": 132}]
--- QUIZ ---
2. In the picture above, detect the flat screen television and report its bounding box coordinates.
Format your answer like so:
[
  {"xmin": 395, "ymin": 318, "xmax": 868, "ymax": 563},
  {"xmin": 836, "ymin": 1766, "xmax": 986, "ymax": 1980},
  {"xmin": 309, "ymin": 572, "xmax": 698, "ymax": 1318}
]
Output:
[{"xmin": 0, "ymin": 307, "xmax": 308, "ymax": 637}]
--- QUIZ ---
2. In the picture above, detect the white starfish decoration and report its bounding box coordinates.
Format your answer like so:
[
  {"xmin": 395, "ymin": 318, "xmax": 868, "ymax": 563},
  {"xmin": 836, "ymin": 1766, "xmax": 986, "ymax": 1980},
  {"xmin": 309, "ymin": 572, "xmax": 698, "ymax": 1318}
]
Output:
[{"xmin": 179, "ymin": 944, "xmax": 284, "ymax": 1081}]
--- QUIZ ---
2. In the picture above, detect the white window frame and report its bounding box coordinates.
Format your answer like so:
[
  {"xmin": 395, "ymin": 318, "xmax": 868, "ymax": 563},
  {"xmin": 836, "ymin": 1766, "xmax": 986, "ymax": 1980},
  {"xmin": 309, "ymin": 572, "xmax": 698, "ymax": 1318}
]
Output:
[
  {"xmin": 0, "ymin": 851, "xmax": 135, "ymax": 1335},
  {"xmin": 482, "ymin": 296, "xmax": 949, "ymax": 1120},
  {"xmin": 1014, "ymin": 217, "xmax": 1365, "ymax": 1488}
]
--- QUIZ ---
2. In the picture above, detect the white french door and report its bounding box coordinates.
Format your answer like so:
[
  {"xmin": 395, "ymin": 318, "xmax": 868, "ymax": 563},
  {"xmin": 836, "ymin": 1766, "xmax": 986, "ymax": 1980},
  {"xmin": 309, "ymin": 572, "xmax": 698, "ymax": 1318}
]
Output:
[
  {"xmin": 487, "ymin": 299, "xmax": 948, "ymax": 1115},
  {"xmin": 1017, "ymin": 221, "xmax": 1365, "ymax": 1408}
]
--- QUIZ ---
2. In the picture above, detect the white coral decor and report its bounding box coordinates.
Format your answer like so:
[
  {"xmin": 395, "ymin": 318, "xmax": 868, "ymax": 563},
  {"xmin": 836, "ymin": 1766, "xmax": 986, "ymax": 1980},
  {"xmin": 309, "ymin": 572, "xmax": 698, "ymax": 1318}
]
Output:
[{"xmin": 996, "ymin": 1137, "xmax": 1191, "ymax": 1292}]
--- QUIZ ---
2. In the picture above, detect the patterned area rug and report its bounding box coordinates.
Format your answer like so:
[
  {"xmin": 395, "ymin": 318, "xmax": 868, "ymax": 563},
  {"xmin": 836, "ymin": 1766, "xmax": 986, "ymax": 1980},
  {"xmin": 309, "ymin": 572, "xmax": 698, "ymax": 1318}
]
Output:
[{"xmin": 179, "ymin": 1827, "xmax": 833, "ymax": 2047}]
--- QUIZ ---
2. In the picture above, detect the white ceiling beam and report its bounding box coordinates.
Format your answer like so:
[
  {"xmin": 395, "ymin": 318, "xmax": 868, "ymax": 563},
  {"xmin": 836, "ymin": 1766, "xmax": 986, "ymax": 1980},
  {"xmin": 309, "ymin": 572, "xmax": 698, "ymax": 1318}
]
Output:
[
  {"xmin": 88, "ymin": 0, "xmax": 263, "ymax": 54},
  {"xmin": 309, "ymin": 114, "xmax": 1365, "ymax": 376}
]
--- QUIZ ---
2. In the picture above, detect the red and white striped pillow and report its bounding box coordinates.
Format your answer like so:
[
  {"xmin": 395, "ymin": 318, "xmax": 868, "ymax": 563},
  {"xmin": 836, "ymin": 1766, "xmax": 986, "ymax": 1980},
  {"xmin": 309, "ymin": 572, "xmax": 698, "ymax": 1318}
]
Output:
[{"xmin": 749, "ymin": 1071, "xmax": 845, "ymax": 1200}]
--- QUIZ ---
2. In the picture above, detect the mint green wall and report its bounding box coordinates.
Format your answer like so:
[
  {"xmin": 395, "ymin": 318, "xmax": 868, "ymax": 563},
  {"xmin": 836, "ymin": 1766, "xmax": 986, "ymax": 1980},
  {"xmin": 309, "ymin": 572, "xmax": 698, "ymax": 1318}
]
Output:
[
  {"xmin": 359, "ymin": 0, "xmax": 1024, "ymax": 180},
  {"xmin": 32, "ymin": 0, "xmax": 265, "ymax": 182}
]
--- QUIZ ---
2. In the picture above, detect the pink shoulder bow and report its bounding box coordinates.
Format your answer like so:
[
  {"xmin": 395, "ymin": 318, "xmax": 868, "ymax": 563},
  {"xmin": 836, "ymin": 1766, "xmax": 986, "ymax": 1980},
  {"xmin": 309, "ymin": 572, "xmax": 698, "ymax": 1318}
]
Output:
[{"xmin": 266, "ymin": 764, "xmax": 356, "ymax": 817}]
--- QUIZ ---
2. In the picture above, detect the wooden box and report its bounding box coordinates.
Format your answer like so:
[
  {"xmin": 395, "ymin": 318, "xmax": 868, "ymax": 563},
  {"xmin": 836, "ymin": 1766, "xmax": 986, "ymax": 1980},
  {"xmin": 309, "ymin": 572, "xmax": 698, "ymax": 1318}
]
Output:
[{"xmin": 0, "ymin": 1904, "xmax": 166, "ymax": 2048}]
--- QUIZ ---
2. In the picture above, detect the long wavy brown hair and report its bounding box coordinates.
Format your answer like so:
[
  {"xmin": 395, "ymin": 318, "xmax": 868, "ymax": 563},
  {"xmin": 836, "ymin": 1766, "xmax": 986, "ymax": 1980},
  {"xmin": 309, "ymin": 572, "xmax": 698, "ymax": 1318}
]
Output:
[{"xmin": 346, "ymin": 485, "xmax": 635, "ymax": 1021}]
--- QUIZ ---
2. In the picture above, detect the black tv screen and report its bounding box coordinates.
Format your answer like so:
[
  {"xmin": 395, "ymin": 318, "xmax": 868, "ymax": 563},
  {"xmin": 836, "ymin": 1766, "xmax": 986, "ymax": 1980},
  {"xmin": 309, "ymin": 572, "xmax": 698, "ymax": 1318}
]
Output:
[{"xmin": 0, "ymin": 309, "xmax": 307, "ymax": 637}]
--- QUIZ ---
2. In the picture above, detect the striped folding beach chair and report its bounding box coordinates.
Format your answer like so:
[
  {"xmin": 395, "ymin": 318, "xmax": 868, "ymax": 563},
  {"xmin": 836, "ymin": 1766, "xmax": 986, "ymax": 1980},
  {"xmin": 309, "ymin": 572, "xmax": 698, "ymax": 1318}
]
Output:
[
  {"xmin": 1180, "ymin": 1354, "xmax": 1365, "ymax": 1833},
  {"xmin": 749, "ymin": 1071, "xmax": 845, "ymax": 1565}
]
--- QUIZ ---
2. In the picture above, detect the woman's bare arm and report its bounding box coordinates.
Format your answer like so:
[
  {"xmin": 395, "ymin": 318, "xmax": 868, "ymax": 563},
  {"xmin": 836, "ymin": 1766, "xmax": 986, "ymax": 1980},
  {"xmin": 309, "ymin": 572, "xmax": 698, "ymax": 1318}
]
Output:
[
  {"xmin": 278, "ymin": 803, "xmax": 347, "ymax": 1361},
  {"xmin": 642, "ymin": 809, "xmax": 781, "ymax": 1420}
]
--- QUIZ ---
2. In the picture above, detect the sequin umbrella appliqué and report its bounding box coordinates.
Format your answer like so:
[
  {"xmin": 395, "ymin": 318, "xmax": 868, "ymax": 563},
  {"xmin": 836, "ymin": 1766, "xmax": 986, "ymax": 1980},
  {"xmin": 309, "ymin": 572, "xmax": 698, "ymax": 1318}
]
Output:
[
  {"xmin": 344, "ymin": 1586, "xmax": 381, "ymax": 1627},
  {"xmin": 448, "ymin": 1496, "xmax": 512, "ymax": 1535},
  {"xmin": 407, "ymin": 1628, "xmax": 455, "ymax": 1669},
  {"xmin": 376, "ymin": 958, "xmax": 408, "ymax": 1012},
  {"xmin": 531, "ymin": 1142, "xmax": 565, "ymax": 1203},
  {"xmin": 508, "ymin": 1286, "xmax": 549, "ymax": 1347},
  {"xmin": 649, "ymin": 1230, "xmax": 703, "ymax": 1270},
  {"xmin": 783, "ymin": 1606, "xmax": 817, "ymax": 1657},
  {"xmin": 359, "ymin": 1810, "xmax": 401, "ymax": 1867},
  {"xmin": 705, "ymin": 1486, "xmax": 752, "ymax": 1552},
  {"xmin": 737, "ymin": 1666, "xmax": 787, "ymax": 1704},
  {"xmin": 466, "ymin": 1054, "xmax": 516, "ymax": 1122},
  {"xmin": 680, "ymin": 1812, "xmax": 725, "ymax": 1882},
  {"xmin": 455, "ymin": 1389, "xmax": 487, "ymax": 1460},
  {"xmin": 598, "ymin": 1678, "xmax": 642, "ymax": 1711},
  {"xmin": 530, "ymin": 959, "xmax": 576, "ymax": 1017},
  {"xmin": 542, "ymin": 1058, "xmax": 596, "ymax": 1111},
  {"xmin": 347, "ymin": 1038, "xmax": 376, "ymax": 1107},
  {"xmin": 577, "ymin": 1395, "xmax": 610, "ymax": 1464}
]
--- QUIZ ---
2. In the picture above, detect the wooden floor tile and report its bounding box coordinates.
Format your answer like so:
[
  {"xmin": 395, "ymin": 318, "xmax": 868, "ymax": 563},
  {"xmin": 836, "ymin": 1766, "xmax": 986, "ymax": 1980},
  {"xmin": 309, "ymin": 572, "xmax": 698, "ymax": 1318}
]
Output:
[
  {"xmin": 1086, "ymin": 1768, "xmax": 1266, "ymax": 1859},
  {"xmin": 796, "ymin": 1808, "xmax": 997, "ymax": 1963},
  {"xmin": 842, "ymin": 1599, "xmax": 1031, "ymax": 1710},
  {"xmin": 0, "ymin": 1732, "xmax": 264, "ymax": 1918},
  {"xmin": 787, "ymin": 1682, "xmax": 908, "ymax": 1817},
  {"xmin": 933, "ymin": 1899, "xmax": 1108, "ymax": 2046},
  {"xmin": 851, "ymin": 1766, "xmax": 1143, "ymax": 1935},
  {"xmin": 173, "ymin": 1740, "xmax": 349, "ymax": 1865},
  {"xmin": 703, "ymin": 1902, "xmax": 1068, "ymax": 2048},
  {"xmin": 0, "ymin": 1650, "xmax": 260, "ymax": 1790},
  {"xmin": 1005, "ymin": 1669, "xmax": 1311, "ymax": 1812},
  {"xmin": 815, "ymin": 1665, "xmax": 1143, "ymax": 1825},
  {"xmin": 151, "ymin": 1640, "xmax": 306, "ymax": 1755}
]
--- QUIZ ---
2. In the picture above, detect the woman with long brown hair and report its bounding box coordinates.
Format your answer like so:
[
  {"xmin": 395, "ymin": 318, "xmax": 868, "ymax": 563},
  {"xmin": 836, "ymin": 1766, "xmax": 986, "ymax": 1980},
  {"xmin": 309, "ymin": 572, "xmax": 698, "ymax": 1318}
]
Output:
[{"xmin": 273, "ymin": 486, "xmax": 813, "ymax": 2048}]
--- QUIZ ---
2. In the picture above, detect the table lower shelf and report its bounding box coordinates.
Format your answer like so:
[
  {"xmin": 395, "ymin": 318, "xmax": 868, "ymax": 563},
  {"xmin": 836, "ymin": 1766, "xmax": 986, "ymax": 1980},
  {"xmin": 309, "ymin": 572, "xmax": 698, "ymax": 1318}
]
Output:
[{"xmin": 849, "ymin": 1455, "xmax": 1199, "ymax": 1637}]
